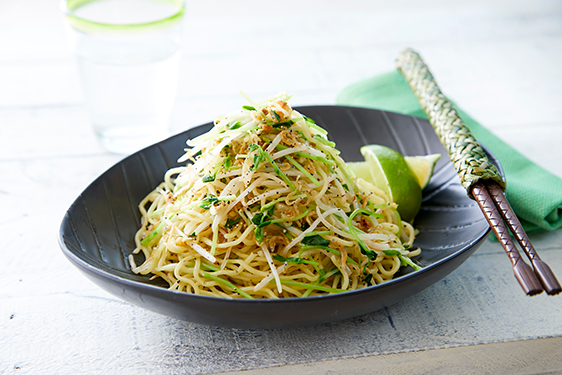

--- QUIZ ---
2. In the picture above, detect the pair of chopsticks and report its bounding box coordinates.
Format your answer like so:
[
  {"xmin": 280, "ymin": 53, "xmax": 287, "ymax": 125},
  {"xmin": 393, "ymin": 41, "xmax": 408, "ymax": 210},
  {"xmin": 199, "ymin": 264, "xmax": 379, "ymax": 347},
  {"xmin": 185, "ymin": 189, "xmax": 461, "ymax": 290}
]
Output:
[
  {"xmin": 396, "ymin": 49, "xmax": 560, "ymax": 296},
  {"xmin": 472, "ymin": 181, "xmax": 559, "ymax": 295}
]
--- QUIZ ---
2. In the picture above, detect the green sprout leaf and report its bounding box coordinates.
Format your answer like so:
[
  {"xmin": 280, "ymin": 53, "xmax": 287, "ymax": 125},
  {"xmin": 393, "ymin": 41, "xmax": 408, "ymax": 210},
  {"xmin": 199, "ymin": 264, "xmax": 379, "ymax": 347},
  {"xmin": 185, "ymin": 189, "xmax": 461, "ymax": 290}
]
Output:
[
  {"xmin": 301, "ymin": 234, "xmax": 330, "ymax": 247},
  {"xmin": 225, "ymin": 217, "xmax": 242, "ymax": 229}
]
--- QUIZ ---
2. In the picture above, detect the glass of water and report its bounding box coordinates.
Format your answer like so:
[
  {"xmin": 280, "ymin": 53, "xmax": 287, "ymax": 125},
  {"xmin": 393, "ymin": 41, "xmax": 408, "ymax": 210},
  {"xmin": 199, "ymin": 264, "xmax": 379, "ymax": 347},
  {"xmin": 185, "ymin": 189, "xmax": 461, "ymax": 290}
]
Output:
[{"xmin": 61, "ymin": 0, "xmax": 185, "ymax": 154}]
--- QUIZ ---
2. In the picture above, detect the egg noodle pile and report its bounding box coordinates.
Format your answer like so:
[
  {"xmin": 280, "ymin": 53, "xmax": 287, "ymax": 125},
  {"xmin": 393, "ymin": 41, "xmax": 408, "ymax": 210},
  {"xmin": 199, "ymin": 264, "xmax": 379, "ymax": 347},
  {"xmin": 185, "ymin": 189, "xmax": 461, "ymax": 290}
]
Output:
[{"xmin": 130, "ymin": 93, "xmax": 421, "ymax": 299}]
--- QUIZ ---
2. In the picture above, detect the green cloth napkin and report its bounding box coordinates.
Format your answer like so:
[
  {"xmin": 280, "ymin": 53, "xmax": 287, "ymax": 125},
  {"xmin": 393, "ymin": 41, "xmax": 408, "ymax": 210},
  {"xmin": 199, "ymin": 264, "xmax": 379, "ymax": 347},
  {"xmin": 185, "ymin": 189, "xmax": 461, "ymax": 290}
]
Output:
[{"xmin": 336, "ymin": 70, "xmax": 562, "ymax": 233}]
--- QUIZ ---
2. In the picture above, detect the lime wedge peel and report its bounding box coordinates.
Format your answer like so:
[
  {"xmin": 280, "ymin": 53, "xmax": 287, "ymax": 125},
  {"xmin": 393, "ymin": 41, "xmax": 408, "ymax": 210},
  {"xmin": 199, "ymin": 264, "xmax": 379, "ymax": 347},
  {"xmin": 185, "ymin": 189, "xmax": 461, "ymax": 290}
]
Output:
[{"xmin": 346, "ymin": 145, "xmax": 426, "ymax": 222}]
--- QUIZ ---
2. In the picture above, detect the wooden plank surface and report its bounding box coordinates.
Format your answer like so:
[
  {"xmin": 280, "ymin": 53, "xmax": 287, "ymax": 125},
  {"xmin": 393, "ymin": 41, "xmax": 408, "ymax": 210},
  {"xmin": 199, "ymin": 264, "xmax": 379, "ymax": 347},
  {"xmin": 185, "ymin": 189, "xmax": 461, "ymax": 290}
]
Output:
[
  {"xmin": 219, "ymin": 337, "xmax": 562, "ymax": 375},
  {"xmin": 1, "ymin": 1, "xmax": 562, "ymax": 374}
]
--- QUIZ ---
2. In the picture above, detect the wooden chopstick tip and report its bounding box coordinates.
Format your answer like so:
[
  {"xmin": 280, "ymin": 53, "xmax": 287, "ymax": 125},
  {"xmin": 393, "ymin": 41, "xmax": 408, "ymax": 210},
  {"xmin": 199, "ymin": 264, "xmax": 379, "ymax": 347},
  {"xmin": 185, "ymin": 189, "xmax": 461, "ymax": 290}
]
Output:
[
  {"xmin": 532, "ymin": 259, "xmax": 562, "ymax": 296},
  {"xmin": 513, "ymin": 260, "xmax": 543, "ymax": 296}
]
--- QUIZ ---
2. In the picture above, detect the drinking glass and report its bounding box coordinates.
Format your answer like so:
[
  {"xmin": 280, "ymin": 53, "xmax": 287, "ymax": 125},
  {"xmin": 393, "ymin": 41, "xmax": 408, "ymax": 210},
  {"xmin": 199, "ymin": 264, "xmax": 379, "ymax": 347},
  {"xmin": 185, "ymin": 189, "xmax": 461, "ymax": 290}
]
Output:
[{"xmin": 61, "ymin": 0, "xmax": 185, "ymax": 154}]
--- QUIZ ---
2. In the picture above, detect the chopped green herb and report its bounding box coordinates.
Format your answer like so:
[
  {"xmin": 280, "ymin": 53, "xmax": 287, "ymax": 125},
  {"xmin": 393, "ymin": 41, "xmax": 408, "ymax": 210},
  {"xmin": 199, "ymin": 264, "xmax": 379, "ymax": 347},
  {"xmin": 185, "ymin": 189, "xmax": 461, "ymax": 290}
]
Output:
[
  {"xmin": 201, "ymin": 272, "xmax": 254, "ymax": 299},
  {"xmin": 252, "ymin": 153, "xmax": 264, "ymax": 170},
  {"xmin": 251, "ymin": 206, "xmax": 273, "ymax": 226},
  {"xmin": 261, "ymin": 193, "xmax": 305, "ymax": 212},
  {"xmin": 285, "ymin": 154, "xmax": 320, "ymax": 186},
  {"xmin": 274, "ymin": 144, "xmax": 335, "ymax": 165},
  {"xmin": 300, "ymin": 222, "xmax": 310, "ymax": 231},
  {"xmin": 303, "ymin": 116, "xmax": 328, "ymax": 135},
  {"xmin": 248, "ymin": 143, "xmax": 265, "ymax": 171},
  {"xmin": 302, "ymin": 234, "xmax": 330, "ymax": 247},
  {"xmin": 272, "ymin": 253, "xmax": 320, "ymax": 267},
  {"xmin": 242, "ymin": 105, "xmax": 255, "ymax": 111},
  {"xmin": 347, "ymin": 208, "xmax": 385, "ymax": 261},
  {"xmin": 398, "ymin": 254, "xmax": 422, "ymax": 271},
  {"xmin": 267, "ymin": 206, "xmax": 314, "ymax": 227},
  {"xmin": 223, "ymin": 155, "xmax": 233, "ymax": 171},
  {"xmin": 317, "ymin": 268, "xmax": 327, "ymax": 283},
  {"xmin": 383, "ymin": 249, "xmax": 401, "ymax": 256},
  {"xmin": 276, "ymin": 279, "xmax": 345, "ymax": 294},
  {"xmin": 200, "ymin": 194, "xmax": 220, "ymax": 209},
  {"xmin": 323, "ymin": 267, "xmax": 341, "ymax": 280},
  {"xmin": 225, "ymin": 217, "xmax": 242, "ymax": 229},
  {"xmin": 228, "ymin": 121, "xmax": 242, "ymax": 130},
  {"xmin": 272, "ymin": 119, "xmax": 295, "ymax": 128},
  {"xmin": 303, "ymin": 115, "xmax": 316, "ymax": 124},
  {"xmin": 362, "ymin": 273, "xmax": 373, "ymax": 284},
  {"xmin": 313, "ymin": 134, "xmax": 336, "ymax": 147},
  {"xmin": 140, "ymin": 221, "xmax": 165, "ymax": 246},
  {"xmin": 299, "ymin": 245, "xmax": 360, "ymax": 266},
  {"xmin": 251, "ymin": 205, "xmax": 275, "ymax": 244},
  {"xmin": 202, "ymin": 172, "xmax": 216, "ymax": 183},
  {"xmin": 305, "ymin": 230, "xmax": 331, "ymax": 237},
  {"xmin": 359, "ymin": 242, "xmax": 376, "ymax": 261},
  {"xmin": 272, "ymin": 254, "xmax": 305, "ymax": 264},
  {"xmin": 249, "ymin": 204, "xmax": 261, "ymax": 212},
  {"xmin": 198, "ymin": 194, "xmax": 235, "ymax": 209},
  {"xmin": 254, "ymin": 228, "xmax": 264, "ymax": 243},
  {"xmin": 249, "ymin": 143, "xmax": 297, "ymax": 191},
  {"xmin": 188, "ymin": 232, "xmax": 197, "ymax": 237}
]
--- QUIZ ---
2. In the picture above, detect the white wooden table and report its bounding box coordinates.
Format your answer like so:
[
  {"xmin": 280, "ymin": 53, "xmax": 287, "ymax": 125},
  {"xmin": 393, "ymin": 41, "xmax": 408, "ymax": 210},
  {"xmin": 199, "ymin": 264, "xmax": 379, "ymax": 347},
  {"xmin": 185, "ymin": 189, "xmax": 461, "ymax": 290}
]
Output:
[{"xmin": 2, "ymin": 1, "xmax": 562, "ymax": 374}]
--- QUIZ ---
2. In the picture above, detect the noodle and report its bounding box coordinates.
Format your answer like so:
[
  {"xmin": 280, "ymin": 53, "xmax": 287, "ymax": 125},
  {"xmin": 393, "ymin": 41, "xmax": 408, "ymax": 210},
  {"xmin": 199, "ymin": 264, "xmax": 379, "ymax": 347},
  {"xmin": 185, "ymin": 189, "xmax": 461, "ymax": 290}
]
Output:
[{"xmin": 130, "ymin": 93, "xmax": 421, "ymax": 299}]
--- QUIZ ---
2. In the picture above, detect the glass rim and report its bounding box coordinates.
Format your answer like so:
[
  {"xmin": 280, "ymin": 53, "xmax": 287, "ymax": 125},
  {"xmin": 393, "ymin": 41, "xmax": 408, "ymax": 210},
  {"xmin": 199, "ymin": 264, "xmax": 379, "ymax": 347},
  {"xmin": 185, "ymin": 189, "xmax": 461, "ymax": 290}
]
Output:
[{"xmin": 60, "ymin": 0, "xmax": 185, "ymax": 32}]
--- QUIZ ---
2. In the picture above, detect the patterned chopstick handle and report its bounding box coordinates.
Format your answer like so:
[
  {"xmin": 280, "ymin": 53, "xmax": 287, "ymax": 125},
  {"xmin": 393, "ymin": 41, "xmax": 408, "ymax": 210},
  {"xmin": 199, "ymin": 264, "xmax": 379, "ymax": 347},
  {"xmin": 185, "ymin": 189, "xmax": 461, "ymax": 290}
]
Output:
[{"xmin": 396, "ymin": 49, "xmax": 505, "ymax": 197}]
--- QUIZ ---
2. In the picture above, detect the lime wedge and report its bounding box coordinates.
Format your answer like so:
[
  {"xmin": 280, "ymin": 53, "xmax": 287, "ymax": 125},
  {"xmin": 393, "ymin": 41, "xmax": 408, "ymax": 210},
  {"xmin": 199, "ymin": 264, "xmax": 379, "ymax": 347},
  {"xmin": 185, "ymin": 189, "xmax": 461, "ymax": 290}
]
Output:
[
  {"xmin": 404, "ymin": 153, "xmax": 441, "ymax": 189},
  {"xmin": 347, "ymin": 145, "xmax": 422, "ymax": 222}
]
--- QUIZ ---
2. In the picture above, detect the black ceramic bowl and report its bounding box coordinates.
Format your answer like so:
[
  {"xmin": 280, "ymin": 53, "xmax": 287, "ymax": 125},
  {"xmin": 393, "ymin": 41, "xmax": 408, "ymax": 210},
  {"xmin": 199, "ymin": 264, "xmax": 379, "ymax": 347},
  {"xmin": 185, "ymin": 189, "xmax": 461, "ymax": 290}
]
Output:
[{"xmin": 59, "ymin": 105, "xmax": 500, "ymax": 329}]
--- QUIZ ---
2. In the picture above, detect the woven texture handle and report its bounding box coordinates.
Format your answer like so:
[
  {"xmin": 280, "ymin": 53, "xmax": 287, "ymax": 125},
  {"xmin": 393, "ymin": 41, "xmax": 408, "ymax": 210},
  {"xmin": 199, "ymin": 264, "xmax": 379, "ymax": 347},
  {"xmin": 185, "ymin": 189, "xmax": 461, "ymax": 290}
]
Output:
[{"xmin": 396, "ymin": 49, "xmax": 505, "ymax": 197}]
